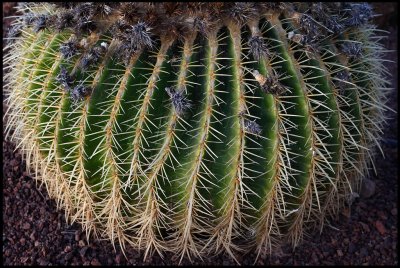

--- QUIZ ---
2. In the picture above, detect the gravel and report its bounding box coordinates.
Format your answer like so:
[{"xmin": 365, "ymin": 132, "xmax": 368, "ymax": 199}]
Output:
[{"xmin": 2, "ymin": 2, "xmax": 398, "ymax": 266}]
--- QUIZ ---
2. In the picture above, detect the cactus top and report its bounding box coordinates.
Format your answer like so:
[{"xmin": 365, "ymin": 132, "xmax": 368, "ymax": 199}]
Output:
[{"xmin": 10, "ymin": 3, "xmax": 374, "ymax": 56}]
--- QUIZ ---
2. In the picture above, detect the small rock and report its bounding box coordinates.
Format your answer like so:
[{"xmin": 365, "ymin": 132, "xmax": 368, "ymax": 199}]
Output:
[
  {"xmin": 377, "ymin": 210, "xmax": 388, "ymax": 220},
  {"xmin": 391, "ymin": 207, "xmax": 397, "ymax": 216},
  {"xmin": 20, "ymin": 237, "xmax": 26, "ymax": 246},
  {"xmin": 34, "ymin": 241, "xmax": 40, "ymax": 247},
  {"xmin": 38, "ymin": 258, "xmax": 49, "ymax": 265},
  {"xmin": 91, "ymin": 258, "xmax": 102, "ymax": 266},
  {"xmin": 337, "ymin": 249, "xmax": 344, "ymax": 257},
  {"xmin": 360, "ymin": 178, "xmax": 376, "ymax": 198},
  {"xmin": 22, "ymin": 223, "xmax": 31, "ymax": 230},
  {"xmin": 311, "ymin": 252, "xmax": 318, "ymax": 262},
  {"xmin": 375, "ymin": 221, "xmax": 387, "ymax": 235},
  {"xmin": 78, "ymin": 240, "xmax": 85, "ymax": 247},
  {"xmin": 359, "ymin": 222, "xmax": 370, "ymax": 233},
  {"xmin": 75, "ymin": 231, "xmax": 81, "ymax": 242},
  {"xmin": 4, "ymin": 249, "xmax": 11, "ymax": 257},
  {"xmin": 29, "ymin": 231, "xmax": 36, "ymax": 240},
  {"xmin": 64, "ymin": 251, "xmax": 74, "ymax": 261},
  {"xmin": 341, "ymin": 206, "xmax": 351, "ymax": 218},
  {"xmin": 360, "ymin": 247, "xmax": 368, "ymax": 257},
  {"xmin": 115, "ymin": 254, "xmax": 122, "ymax": 264},
  {"xmin": 7, "ymin": 237, "xmax": 14, "ymax": 244},
  {"xmin": 64, "ymin": 245, "xmax": 72, "ymax": 253},
  {"xmin": 348, "ymin": 242, "xmax": 356, "ymax": 253},
  {"xmin": 79, "ymin": 246, "xmax": 89, "ymax": 257}
]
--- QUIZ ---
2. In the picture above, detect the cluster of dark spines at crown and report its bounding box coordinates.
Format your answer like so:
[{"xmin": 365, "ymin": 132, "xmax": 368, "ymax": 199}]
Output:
[
  {"xmin": 54, "ymin": 11, "xmax": 74, "ymax": 32},
  {"xmin": 111, "ymin": 20, "xmax": 154, "ymax": 65},
  {"xmin": 14, "ymin": 1, "xmax": 376, "ymax": 126},
  {"xmin": 70, "ymin": 83, "xmax": 93, "ymax": 103},
  {"xmin": 17, "ymin": 3, "xmax": 292, "ymax": 41},
  {"xmin": 56, "ymin": 35, "xmax": 96, "ymax": 104},
  {"xmin": 226, "ymin": 2, "xmax": 258, "ymax": 25},
  {"xmin": 55, "ymin": 66, "xmax": 92, "ymax": 104},
  {"xmin": 55, "ymin": 66, "xmax": 75, "ymax": 93},
  {"xmin": 24, "ymin": 2, "xmax": 296, "ymax": 101},
  {"xmin": 243, "ymin": 119, "xmax": 262, "ymax": 136},
  {"xmin": 340, "ymin": 42, "xmax": 363, "ymax": 60},
  {"xmin": 284, "ymin": 2, "xmax": 374, "ymax": 55},
  {"xmin": 80, "ymin": 42, "xmax": 108, "ymax": 71},
  {"xmin": 248, "ymin": 36, "xmax": 270, "ymax": 62},
  {"xmin": 59, "ymin": 37, "xmax": 80, "ymax": 59},
  {"xmin": 165, "ymin": 87, "xmax": 191, "ymax": 116}
]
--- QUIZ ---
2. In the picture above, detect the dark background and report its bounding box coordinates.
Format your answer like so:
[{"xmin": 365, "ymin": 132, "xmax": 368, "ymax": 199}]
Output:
[{"xmin": 3, "ymin": 2, "xmax": 398, "ymax": 265}]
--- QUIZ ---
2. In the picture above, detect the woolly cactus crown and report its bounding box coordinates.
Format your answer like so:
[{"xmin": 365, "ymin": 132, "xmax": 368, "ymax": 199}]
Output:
[{"xmin": 4, "ymin": 2, "xmax": 392, "ymax": 264}]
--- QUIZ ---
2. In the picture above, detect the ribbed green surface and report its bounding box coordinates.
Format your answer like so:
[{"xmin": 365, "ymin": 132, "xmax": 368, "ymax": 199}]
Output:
[
  {"xmin": 268, "ymin": 17, "xmax": 313, "ymax": 235},
  {"xmin": 7, "ymin": 9, "xmax": 387, "ymax": 262},
  {"xmin": 37, "ymin": 33, "xmax": 71, "ymax": 153},
  {"xmin": 240, "ymin": 24, "xmax": 278, "ymax": 224},
  {"xmin": 24, "ymin": 31, "xmax": 54, "ymax": 123}
]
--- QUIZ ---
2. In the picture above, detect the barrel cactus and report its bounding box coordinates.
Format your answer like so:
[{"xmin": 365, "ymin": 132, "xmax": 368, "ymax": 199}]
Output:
[{"xmin": 4, "ymin": 2, "xmax": 392, "ymax": 263}]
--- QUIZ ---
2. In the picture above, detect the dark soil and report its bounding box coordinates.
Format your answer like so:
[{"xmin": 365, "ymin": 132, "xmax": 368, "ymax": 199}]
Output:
[{"xmin": 2, "ymin": 2, "xmax": 398, "ymax": 266}]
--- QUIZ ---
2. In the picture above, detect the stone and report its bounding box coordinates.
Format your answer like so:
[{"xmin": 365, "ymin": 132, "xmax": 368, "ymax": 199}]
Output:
[
  {"xmin": 337, "ymin": 249, "xmax": 344, "ymax": 257},
  {"xmin": 375, "ymin": 221, "xmax": 387, "ymax": 235},
  {"xmin": 360, "ymin": 178, "xmax": 376, "ymax": 198},
  {"xmin": 22, "ymin": 223, "xmax": 31, "ymax": 230},
  {"xmin": 391, "ymin": 207, "xmax": 397, "ymax": 216},
  {"xmin": 91, "ymin": 258, "xmax": 102, "ymax": 266}
]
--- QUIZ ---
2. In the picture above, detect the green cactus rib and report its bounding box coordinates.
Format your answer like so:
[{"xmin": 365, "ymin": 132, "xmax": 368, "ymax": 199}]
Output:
[
  {"xmin": 168, "ymin": 28, "xmax": 234, "ymax": 257},
  {"xmin": 82, "ymin": 48, "xmax": 133, "ymax": 246},
  {"xmin": 5, "ymin": 31, "xmax": 48, "ymax": 146},
  {"xmin": 56, "ymin": 33, "xmax": 115, "ymax": 237},
  {"xmin": 280, "ymin": 17, "xmax": 342, "ymax": 243},
  {"xmin": 37, "ymin": 33, "xmax": 70, "ymax": 154},
  {"xmin": 336, "ymin": 38, "xmax": 368, "ymax": 188},
  {"xmin": 268, "ymin": 16, "xmax": 313, "ymax": 241},
  {"xmin": 248, "ymin": 20, "xmax": 281, "ymax": 257},
  {"xmin": 124, "ymin": 39, "xmax": 179, "ymax": 256},
  {"xmin": 105, "ymin": 48, "xmax": 157, "ymax": 246},
  {"xmin": 346, "ymin": 28, "xmax": 390, "ymax": 174},
  {"xmin": 23, "ymin": 32, "xmax": 62, "ymax": 175},
  {"xmin": 203, "ymin": 24, "xmax": 248, "ymax": 259},
  {"xmin": 4, "ymin": 3, "xmax": 391, "ymax": 264},
  {"xmin": 137, "ymin": 33, "xmax": 200, "ymax": 258},
  {"xmin": 318, "ymin": 44, "xmax": 364, "ymax": 219},
  {"xmin": 31, "ymin": 34, "xmax": 69, "ymax": 206},
  {"xmin": 309, "ymin": 51, "xmax": 345, "ymax": 229},
  {"xmin": 165, "ymin": 31, "xmax": 217, "ymax": 259}
]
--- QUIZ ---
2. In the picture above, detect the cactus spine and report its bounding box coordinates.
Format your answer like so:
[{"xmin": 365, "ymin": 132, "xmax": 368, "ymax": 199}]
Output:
[{"xmin": 4, "ymin": 2, "xmax": 392, "ymax": 263}]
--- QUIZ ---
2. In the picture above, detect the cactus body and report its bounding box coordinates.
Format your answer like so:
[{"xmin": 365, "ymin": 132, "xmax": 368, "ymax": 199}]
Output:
[{"xmin": 4, "ymin": 2, "xmax": 392, "ymax": 263}]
